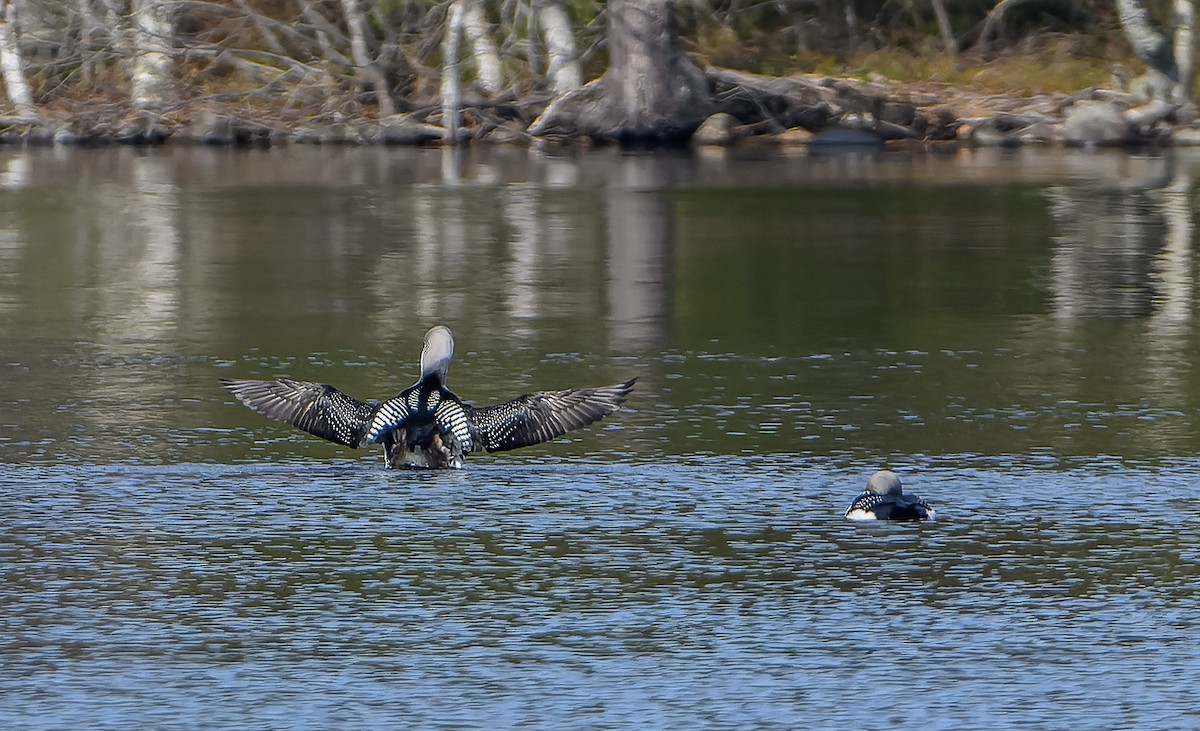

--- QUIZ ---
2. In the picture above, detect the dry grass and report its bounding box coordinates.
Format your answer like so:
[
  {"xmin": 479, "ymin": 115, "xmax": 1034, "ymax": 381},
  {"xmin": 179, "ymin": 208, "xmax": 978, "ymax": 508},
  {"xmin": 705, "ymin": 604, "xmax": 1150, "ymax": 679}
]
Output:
[
  {"xmin": 819, "ymin": 38, "xmax": 1125, "ymax": 95},
  {"xmin": 694, "ymin": 32, "xmax": 1135, "ymax": 98}
]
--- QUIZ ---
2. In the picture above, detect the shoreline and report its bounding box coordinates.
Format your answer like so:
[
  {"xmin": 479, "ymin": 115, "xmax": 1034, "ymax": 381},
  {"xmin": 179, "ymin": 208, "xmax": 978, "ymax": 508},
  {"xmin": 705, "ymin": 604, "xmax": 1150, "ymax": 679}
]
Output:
[{"xmin": 2, "ymin": 68, "xmax": 1197, "ymax": 150}]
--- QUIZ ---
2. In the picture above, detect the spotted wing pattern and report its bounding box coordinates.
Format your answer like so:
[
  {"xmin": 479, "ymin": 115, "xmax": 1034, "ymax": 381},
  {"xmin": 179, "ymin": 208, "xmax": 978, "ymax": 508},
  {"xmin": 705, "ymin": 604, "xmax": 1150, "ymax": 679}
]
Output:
[
  {"xmin": 220, "ymin": 378, "xmax": 380, "ymax": 448},
  {"xmin": 844, "ymin": 492, "xmax": 933, "ymax": 521},
  {"xmin": 466, "ymin": 378, "xmax": 636, "ymax": 453},
  {"xmin": 844, "ymin": 491, "xmax": 888, "ymax": 518}
]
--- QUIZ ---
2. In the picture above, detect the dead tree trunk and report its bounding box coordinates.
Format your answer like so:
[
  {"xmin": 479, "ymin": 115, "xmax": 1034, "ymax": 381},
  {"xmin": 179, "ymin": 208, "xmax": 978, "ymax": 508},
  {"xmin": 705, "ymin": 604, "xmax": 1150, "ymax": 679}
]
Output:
[
  {"xmin": 130, "ymin": 0, "xmax": 175, "ymax": 111},
  {"xmin": 339, "ymin": 0, "xmax": 396, "ymax": 116},
  {"xmin": 529, "ymin": 0, "xmax": 711, "ymax": 144}
]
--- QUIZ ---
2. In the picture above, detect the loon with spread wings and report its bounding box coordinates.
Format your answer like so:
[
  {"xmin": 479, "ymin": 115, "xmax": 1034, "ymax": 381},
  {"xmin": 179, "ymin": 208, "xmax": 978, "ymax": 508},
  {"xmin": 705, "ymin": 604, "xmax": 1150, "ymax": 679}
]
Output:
[{"xmin": 221, "ymin": 326, "xmax": 635, "ymax": 468}]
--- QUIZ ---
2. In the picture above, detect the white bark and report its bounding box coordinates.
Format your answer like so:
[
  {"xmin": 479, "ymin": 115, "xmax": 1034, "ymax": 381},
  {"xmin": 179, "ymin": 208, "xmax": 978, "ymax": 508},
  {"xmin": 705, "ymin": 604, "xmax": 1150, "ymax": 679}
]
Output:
[
  {"xmin": 1174, "ymin": 0, "xmax": 1195, "ymax": 103},
  {"xmin": 0, "ymin": 0, "xmax": 33, "ymax": 116},
  {"xmin": 1116, "ymin": 0, "xmax": 1178, "ymax": 81},
  {"xmin": 441, "ymin": 1, "xmax": 463, "ymax": 142},
  {"xmin": 130, "ymin": 0, "xmax": 175, "ymax": 110},
  {"xmin": 460, "ymin": 0, "xmax": 503, "ymax": 95},
  {"xmin": 539, "ymin": 0, "xmax": 581, "ymax": 95},
  {"xmin": 929, "ymin": 0, "xmax": 958, "ymax": 69},
  {"xmin": 338, "ymin": 0, "xmax": 396, "ymax": 116}
]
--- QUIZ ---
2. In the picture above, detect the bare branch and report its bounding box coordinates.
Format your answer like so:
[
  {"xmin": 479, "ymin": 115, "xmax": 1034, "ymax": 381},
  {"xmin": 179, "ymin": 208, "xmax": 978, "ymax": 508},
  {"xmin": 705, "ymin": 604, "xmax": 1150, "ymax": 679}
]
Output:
[{"xmin": 338, "ymin": 0, "xmax": 396, "ymax": 115}]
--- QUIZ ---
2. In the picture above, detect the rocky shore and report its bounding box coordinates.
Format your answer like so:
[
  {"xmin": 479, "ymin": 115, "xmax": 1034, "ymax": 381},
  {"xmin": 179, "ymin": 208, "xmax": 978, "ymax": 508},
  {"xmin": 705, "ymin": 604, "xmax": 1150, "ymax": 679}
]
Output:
[{"xmin": 2, "ymin": 66, "xmax": 1197, "ymax": 149}]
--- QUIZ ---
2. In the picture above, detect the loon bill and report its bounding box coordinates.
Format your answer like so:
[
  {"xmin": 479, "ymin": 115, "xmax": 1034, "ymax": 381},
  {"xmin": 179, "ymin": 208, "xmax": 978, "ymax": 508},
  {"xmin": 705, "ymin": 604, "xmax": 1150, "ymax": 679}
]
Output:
[{"xmin": 221, "ymin": 325, "xmax": 636, "ymax": 469}]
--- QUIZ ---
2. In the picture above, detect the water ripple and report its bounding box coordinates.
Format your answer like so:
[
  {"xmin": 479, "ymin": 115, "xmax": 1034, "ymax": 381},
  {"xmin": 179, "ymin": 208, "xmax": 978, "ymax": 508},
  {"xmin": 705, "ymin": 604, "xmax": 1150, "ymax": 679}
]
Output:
[{"xmin": 1, "ymin": 458, "xmax": 1197, "ymax": 729}]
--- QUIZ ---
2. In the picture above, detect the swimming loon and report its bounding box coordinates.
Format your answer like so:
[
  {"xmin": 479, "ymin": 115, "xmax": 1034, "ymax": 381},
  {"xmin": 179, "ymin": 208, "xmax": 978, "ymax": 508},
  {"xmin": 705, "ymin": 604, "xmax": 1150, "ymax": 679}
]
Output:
[
  {"xmin": 221, "ymin": 325, "xmax": 635, "ymax": 469},
  {"xmin": 844, "ymin": 470, "xmax": 935, "ymax": 521}
]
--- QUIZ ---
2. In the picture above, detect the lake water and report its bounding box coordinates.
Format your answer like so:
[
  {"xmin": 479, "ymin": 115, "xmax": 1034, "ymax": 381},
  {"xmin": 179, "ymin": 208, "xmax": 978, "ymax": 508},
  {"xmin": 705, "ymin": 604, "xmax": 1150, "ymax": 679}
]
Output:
[{"xmin": 1, "ymin": 144, "xmax": 1198, "ymax": 729}]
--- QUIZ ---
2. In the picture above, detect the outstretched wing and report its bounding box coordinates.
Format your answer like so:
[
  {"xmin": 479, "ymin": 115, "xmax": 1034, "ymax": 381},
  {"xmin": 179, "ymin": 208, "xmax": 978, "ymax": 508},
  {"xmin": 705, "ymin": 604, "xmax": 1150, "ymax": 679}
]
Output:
[
  {"xmin": 466, "ymin": 378, "xmax": 635, "ymax": 453},
  {"xmin": 220, "ymin": 378, "xmax": 382, "ymax": 448}
]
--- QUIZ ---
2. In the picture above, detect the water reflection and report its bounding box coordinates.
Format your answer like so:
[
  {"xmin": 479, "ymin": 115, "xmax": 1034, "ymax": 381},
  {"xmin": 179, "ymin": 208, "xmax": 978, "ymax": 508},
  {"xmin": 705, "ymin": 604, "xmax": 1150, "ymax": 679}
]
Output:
[
  {"xmin": 605, "ymin": 154, "xmax": 681, "ymax": 350},
  {"xmin": 1036, "ymin": 156, "xmax": 1197, "ymax": 452},
  {"xmin": 2, "ymin": 147, "xmax": 1200, "ymax": 462},
  {"xmin": 1044, "ymin": 157, "xmax": 1187, "ymax": 322}
]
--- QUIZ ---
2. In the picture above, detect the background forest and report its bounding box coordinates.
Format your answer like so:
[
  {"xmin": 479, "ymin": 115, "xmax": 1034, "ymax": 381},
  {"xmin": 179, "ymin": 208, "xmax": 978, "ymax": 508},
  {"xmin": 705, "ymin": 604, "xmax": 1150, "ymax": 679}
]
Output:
[{"xmin": 0, "ymin": 1, "xmax": 1188, "ymax": 140}]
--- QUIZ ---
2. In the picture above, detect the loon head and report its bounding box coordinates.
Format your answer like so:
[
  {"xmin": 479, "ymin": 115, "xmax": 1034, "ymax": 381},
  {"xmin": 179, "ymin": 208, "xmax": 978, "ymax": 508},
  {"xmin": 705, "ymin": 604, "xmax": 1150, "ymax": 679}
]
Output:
[
  {"xmin": 420, "ymin": 325, "xmax": 454, "ymax": 383},
  {"xmin": 866, "ymin": 470, "xmax": 903, "ymax": 496}
]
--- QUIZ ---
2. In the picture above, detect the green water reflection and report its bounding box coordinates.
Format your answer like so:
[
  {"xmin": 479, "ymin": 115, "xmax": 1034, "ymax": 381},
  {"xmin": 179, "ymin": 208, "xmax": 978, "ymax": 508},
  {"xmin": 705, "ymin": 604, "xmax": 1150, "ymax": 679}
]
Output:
[{"xmin": 0, "ymin": 146, "xmax": 1198, "ymax": 464}]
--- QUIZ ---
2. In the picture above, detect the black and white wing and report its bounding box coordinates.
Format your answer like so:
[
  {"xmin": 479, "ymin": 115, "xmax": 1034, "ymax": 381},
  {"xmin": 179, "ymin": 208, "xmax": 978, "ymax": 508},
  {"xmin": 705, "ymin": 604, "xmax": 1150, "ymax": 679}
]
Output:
[
  {"xmin": 466, "ymin": 378, "xmax": 636, "ymax": 453},
  {"xmin": 221, "ymin": 378, "xmax": 384, "ymax": 448},
  {"xmin": 844, "ymin": 491, "xmax": 889, "ymax": 519},
  {"xmin": 360, "ymin": 389, "xmax": 418, "ymax": 446}
]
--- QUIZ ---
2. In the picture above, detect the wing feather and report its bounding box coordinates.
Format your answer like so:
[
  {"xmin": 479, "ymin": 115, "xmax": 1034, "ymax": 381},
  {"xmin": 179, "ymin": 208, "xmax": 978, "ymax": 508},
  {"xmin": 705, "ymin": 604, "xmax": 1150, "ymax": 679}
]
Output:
[
  {"xmin": 220, "ymin": 378, "xmax": 379, "ymax": 448},
  {"xmin": 844, "ymin": 491, "xmax": 887, "ymax": 518},
  {"xmin": 467, "ymin": 378, "xmax": 636, "ymax": 453}
]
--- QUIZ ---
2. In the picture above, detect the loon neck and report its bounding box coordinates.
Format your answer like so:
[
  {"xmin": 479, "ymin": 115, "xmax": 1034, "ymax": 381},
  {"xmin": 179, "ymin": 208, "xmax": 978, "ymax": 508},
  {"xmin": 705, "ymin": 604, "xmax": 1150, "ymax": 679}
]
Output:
[
  {"xmin": 419, "ymin": 372, "xmax": 445, "ymax": 390},
  {"xmin": 419, "ymin": 325, "xmax": 454, "ymax": 385}
]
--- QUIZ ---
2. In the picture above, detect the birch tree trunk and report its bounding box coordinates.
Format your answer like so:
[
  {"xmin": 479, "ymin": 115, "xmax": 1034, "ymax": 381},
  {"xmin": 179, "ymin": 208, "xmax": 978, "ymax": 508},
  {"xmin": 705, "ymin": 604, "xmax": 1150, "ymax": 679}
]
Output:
[
  {"xmin": 460, "ymin": 0, "xmax": 503, "ymax": 95},
  {"xmin": 1116, "ymin": 0, "xmax": 1179, "ymax": 89},
  {"xmin": 929, "ymin": 0, "xmax": 959, "ymax": 70},
  {"xmin": 130, "ymin": 0, "xmax": 175, "ymax": 111},
  {"xmin": 530, "ymin": 0, "xmax": 711, "ymax": 143},
  {"xmin": 0, "ymin": 0, "xmax": 34, "ymax": 117},
  {"xmin": 339, "ymin": 0, "xmax": 396, "ymax": 116},
  {"xmin": 1173, "ymin": 0, "xmax": 1195, "ymax": 104},
  {"xmin": 539, "ymin": 0, "xmax": 581, "ymax": 95},
  {"xmin": 442, "ymin": 1, "xmax": 464, "ymax": 142}
]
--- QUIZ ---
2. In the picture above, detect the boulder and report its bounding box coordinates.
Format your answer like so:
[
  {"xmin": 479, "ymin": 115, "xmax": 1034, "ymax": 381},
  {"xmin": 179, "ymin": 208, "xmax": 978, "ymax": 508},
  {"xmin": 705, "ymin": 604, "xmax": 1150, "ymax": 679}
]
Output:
[
  {"xmin": 188, "ymin": 110, "xmax": 236, "ymax": 144},
  {"xmin": 1062, "ymin": 102, "xmax": 1134, "ymax": 146},
  {"xmin": 691, "ymin": 113, "xmax": 739, "ymax": 145},
  {"xmin": 776, "ymin": 127, "xmax": 814, "ymax": 145}
]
